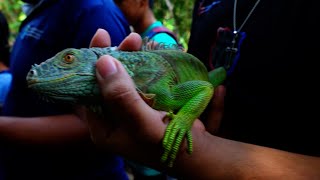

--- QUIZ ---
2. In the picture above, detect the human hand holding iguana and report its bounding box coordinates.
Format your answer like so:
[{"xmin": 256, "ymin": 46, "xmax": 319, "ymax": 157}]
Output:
[{"xmin": 84, "ymin": 28, "xmax": 226, "ymax": 167}]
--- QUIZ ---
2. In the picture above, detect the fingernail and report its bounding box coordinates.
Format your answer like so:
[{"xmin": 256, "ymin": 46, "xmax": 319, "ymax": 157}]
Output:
[{"xmin": 96, "ymin": 55, "xmax": 118, "ymax": 78}]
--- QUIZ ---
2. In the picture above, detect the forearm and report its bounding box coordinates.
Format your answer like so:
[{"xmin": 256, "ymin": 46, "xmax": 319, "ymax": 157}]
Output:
[
  {"xmin": 172, "ymin": 128, "xmax": 320, "ymax": 179},
  {"xmin": 0, "ymin": 114, "xmax": 89, "ymax": 144}
]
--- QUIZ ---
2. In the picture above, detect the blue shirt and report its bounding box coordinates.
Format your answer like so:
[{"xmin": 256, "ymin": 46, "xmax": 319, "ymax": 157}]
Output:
[
  {"xmin": 0, "ymin": 70, "xmax": 11, "ymax": 108},
  {"xmin": 2, "ymin": 0, "xmax": 131, "ymax": 179}
]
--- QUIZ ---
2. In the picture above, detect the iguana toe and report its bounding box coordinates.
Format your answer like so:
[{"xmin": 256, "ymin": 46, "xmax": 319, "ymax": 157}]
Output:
[{"xmin": 161, "ymin": 120, "xmax": 193, "ymax": 167}]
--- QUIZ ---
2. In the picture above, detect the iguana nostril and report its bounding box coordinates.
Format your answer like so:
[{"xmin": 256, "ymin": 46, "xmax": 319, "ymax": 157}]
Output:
[
  {"xmin": 27, "ymin": 69, "xmax": 37, "ymax": 78},
  {"xmin": 31, "ymin": 70, "xmax": 37, "ymax": 76},
  {"xmin": 26, "ymin": 69, "xmax": 38, "ymax": 85}
]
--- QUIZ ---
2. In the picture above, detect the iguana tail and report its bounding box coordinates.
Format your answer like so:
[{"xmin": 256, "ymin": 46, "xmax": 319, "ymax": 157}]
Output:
[{"xmin": 208, "ymin": 67, "xmax": 227, "ymax": 88}]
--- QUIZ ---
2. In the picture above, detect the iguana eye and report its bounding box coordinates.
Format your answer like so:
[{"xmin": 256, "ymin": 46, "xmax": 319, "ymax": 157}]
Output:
[{"xmin": 64, "ymin": 54, "xmax": 75, "ymax": 64}]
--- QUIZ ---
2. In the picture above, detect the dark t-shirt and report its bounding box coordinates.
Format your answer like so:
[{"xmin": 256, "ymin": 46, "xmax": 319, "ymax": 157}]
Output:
[
  {"xmin": 188, "ymin": 0, "xmax": 320, "ymax": 156},
  {"xmin": 2, "ymin": 0, "xmax": 131, "ymax": 179}
]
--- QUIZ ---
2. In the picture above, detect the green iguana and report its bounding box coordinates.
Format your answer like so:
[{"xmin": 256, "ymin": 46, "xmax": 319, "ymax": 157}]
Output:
[{"xmin": 26, "ymin": 46, "xmax": 226, "ymax": 167}]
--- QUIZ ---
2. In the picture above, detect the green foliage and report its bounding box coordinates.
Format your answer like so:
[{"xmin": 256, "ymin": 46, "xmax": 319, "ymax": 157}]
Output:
[
  {"xmin": 153, "ymin": 0, "xmax": 194, "ymax": 50},
  {"xmin": 0, "ymin": 0, "xmax": 25, "ymax": 46},
  {"xmin": 1, "ymin": 0, "xmax": 195, "ymax": 50}
]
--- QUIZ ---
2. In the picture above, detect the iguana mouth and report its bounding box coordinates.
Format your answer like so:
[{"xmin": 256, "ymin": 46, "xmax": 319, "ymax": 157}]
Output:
[
  {"xmin": 27, "ymin": 73, "xmax": 93, "ymax": 86},
  {"xmin": 27, "ymin": 74, "xmax": 75, "ymax": 88},
  {"xmin": 27, "ymin": 76, "xmax": 67, "ymax": 84},
  {"xmin": 27, "ymin": 79, "xmax": 38, "ymax": 86}
]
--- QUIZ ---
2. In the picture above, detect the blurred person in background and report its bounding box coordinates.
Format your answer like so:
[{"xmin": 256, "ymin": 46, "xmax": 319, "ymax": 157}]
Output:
[
  {"xmin": 115, "ymin": 0, "xmax": 180, "ymax": 47},
  {"xmin": 0, "ymin": 0, "xmax": 131, "ymax": 179}
]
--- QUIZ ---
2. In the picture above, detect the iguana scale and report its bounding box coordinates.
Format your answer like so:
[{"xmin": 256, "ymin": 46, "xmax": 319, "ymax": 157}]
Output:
[{"xmin": 26, "ymin": 46, "xmax": 226, "ymax": 167}]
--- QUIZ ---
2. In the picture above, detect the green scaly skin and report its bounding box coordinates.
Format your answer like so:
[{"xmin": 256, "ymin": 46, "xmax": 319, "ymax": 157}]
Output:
[{"xmin": 26, "ymin": 47, "xmax": 226, "ymax": 167}]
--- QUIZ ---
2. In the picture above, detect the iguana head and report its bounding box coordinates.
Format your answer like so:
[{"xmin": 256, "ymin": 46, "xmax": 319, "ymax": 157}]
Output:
[{"xmin": 26, "ymin": 48, "xmax": 101, "ymax": 104}]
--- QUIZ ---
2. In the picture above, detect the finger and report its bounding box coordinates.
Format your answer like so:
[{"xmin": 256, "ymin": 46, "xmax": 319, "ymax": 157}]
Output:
[
  {"xmin": 90, "ymin": 28, "xmax": 111, "ymax": 48},
  {"xmin": 118, "ymin": 32, "xmax": 142, "ymax": 51},
  {"xmin": 145, "ymin": 40, "xmax": 159, "ymax": 50},
  {"xmin": 73, "ymin": 105, "xmax": 89, "ymax": 124},
  {"xmin": 206, "ymin": 85, "xmax": 226, "ymax": 134},
  {"xmin": 84, "ymin": 108, "xmax": 110, "ymax": 146},
  {"xmin": 73, "ymin": 104, "xmax": 108, "ymax": 147},
  {"xmin": 192, "ymin": 119, "xmax": 205, "ymax": 131}
]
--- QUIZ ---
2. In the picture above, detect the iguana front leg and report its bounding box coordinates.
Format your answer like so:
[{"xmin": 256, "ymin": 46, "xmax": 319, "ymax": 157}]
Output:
[{"xmin": 150, "ymin": 80, "xmax": 214, "ymax": 167}]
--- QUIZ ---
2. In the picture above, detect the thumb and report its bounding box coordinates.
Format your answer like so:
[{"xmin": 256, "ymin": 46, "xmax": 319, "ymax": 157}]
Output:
[
  {"xmin": 95, "ymin": 55, "xmax": 166, "ymax": 143},
  {"xmin": 95, "ymin": 55, "xmax": 152, "ymax": 120}
]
